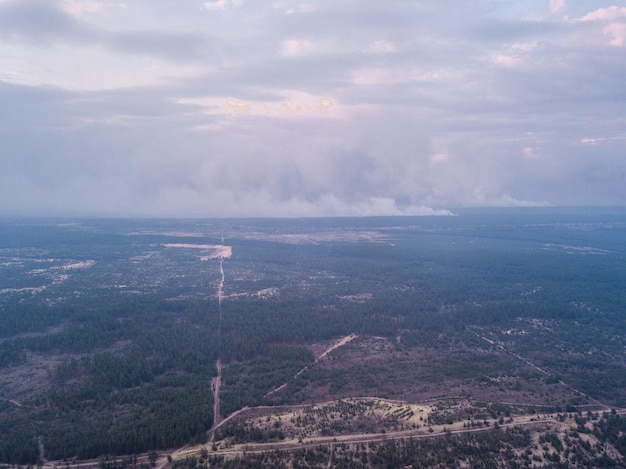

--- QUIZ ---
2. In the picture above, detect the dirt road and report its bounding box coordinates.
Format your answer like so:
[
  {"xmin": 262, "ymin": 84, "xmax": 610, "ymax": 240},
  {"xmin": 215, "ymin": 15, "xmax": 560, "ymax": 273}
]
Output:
[
  {"xmin": 211, "ymin": 358, "xmax": 222, "ymax": 434},
  {"xmin": 266, "ymin": 334, "xmax": 357, "ymax": 396},
  {"xmin": 196, "ymin": 414, "xmax": 557, "ymax": 459}
]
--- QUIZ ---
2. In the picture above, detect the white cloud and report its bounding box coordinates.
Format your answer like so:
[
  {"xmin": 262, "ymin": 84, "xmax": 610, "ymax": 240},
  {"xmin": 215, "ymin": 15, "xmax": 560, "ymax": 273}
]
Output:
[
  {"xmin": 430, "ymin": 153, "xmax": 448, "ymax": 164},
  {"xmin": 549, "ymin": 0, "xmax": 565, "ymax": 14},
  {"xmin": 522, "ymin": 147, "xmax": 541, "ymax": 159},
  {"xmin": 272, "ymin": 1, "xmax": 315, "ymax": 15},
  {"xmin": 203, "ymin": 0, "xmax": 241, "ymax": 11},
  {"xmin": 367, "ymin": 40, "xmax": 397, "ymax": 53},
  {"xmin": 62, "ymin": 1, "xmax": 126, "ymax": 17},
  {"xmin": 177, "ymin": 92, "xmax": 338, "ymax": 120},
  {"xmin": 203, "ymin": 0, "xmax": 227, "ymax": 10},
  {"xmin": 576, "ymin": 6, "xmax": 626, "ymax": 22},
  {"xmin": 580, "ymin": 136, "xmax": 626, "ymax": 145},
  {"xmin": 280, "ymin": 38, "xmax": 314, "ymax": 57},
  {"xmin": 351, "ymin": 67, "xmax": 398, "ymax": 86},
  {"xmin": 493, "ymin": 41, "xmax": 539, "ymax": 68},
  {"xmin": 63, "ymin": 1, "xmax": 104, "ymax": 15},
  {"xmin": 573, "ymin": 6, "xmax": 626, "ymax": 46},
  {"xmin": 604, "ymin": 21, "xmax": 626, "ymax": 46},
  {"xmin": 580, "ymin": 138, "xmax": 599, "ymax": 144}
]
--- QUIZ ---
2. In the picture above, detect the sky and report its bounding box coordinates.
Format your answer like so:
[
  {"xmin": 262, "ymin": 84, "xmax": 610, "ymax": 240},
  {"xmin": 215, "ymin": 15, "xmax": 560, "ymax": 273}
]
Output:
[{"xmin": 1, "ymin": 0, "xmax": 625, "ymax": 217}]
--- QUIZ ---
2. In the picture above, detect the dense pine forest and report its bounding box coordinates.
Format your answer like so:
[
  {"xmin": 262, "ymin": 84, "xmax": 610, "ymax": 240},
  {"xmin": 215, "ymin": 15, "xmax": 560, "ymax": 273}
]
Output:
[{"xmin": 1, "ymin": 208, "xmax": 625, "ymax": 465}]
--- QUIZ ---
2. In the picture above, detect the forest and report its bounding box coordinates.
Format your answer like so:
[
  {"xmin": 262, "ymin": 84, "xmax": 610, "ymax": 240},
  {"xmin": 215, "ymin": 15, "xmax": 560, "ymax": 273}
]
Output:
[{"xmin": 0, "ymin": 208, "xmax": 625, "ymax": 465}]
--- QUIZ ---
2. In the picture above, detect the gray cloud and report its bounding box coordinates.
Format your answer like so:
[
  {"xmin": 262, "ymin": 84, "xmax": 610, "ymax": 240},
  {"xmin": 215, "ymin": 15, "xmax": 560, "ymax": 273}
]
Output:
[
  {"xmin": 1, "ymin": 0, "xmax": 625, "ymax": 217},
  {"xmin": 0, "ymin": 0, "xmax": 91, "ymax": 42},
  {"xmin": 107, "ymin": 30, "xmax": 212, "ymax": 62},
  {"xmin": 0, "ymin": 0, "xmax": 212, "ymax": 62}
]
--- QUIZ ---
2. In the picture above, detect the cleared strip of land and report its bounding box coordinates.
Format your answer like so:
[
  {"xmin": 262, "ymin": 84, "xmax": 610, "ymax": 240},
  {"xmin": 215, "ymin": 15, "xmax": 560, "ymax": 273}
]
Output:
[{"xmin": 266, "ymin": 334, "xmax": 357, "ymax": 397}]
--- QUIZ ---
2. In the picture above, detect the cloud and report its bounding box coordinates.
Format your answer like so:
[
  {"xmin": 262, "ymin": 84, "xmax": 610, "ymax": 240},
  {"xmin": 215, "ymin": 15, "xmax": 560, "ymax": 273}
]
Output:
[
  {"xmin": 203, "ymin": 0, "xmax": 227, "ymax": 10},
  {"xmin": 0, "ymin": 0, "xmax": 92, "ymax": 42},
  {"xmin": 63, "ymin": 1, "xmax": 106, "ymax": 15},
  {"xmin": 580, "ymin": 136, "xmax": 626, "ymax": 145},
  {"xmin": 430, "ymin": 153, "xmax": 448, "ymax": 164},
  {"xmin": 472, "ymin": 193, "xmax": 552, "ymax": 208},
  {"xmin": 572, "ymin": 6, "xmax": 626, "ymax": 46},
  {"xmin": 367, "ymin": 40, "xmax": 397, "ymax": 53},
  {"xmin": 1, "ymin": 0, "xmax": 625, "ymax": 217},
  {"xmin": 575, "ymin": 6, "xmax": 626, "ymax": 22},
  {"xmin": 280, "ymin": 39, "xmax": 315, "ymax": 57},
  {"xmin": 549, "ymin": 0, "xmax": 566, "ymax": 14},
  {"xmin": 108, "ymin": 30, "xmax": 209, "ymax": 61},
  {"xmin": 203, "ymin": 0, "xmax": 240, "ymax": 11},
  {"xmin": 603, "ymin": 22, "xmax": 626, "ymax": 46},
  {"xmin": 62, "ymin": 1, "xmax": 127, "ymax": 17},
  {"xmin": 522, "ymin": 147, "xmax": 541, "ymax": 159}
]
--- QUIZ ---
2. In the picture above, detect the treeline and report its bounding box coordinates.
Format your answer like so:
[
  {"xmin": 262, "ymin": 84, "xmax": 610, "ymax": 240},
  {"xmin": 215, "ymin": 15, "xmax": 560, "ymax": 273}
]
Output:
[
  {"xmin": 215, "ymin": 420, "xmax": 285, "ymax": 443},
  {"xmin": 0, "ymin": 293, "xmax": 220, "ymax": 463},
  {"xmin": 43, "ymin": 374, "xmax": 212, "ymax": 460},
  {"xmin": 0, "ymin": 422, "xmax": 38, "ymax": 465},
  {"xmin": 220, "ymin": 345, "xmax": 314, "ymax": 415}
]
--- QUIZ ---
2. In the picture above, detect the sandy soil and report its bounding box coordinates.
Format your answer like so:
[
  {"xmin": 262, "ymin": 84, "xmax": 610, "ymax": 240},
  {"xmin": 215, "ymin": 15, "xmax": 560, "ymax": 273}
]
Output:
[{"xmin": 163, "ymin": 244, "xmax": 232, "ymax": 259}]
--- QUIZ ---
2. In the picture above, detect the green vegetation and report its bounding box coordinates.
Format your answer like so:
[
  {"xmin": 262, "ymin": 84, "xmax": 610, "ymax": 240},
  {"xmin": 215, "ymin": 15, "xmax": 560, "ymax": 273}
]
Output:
[{"xmin": 1, "ymin": 209, "xmax": 626, "ymax": 463}]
